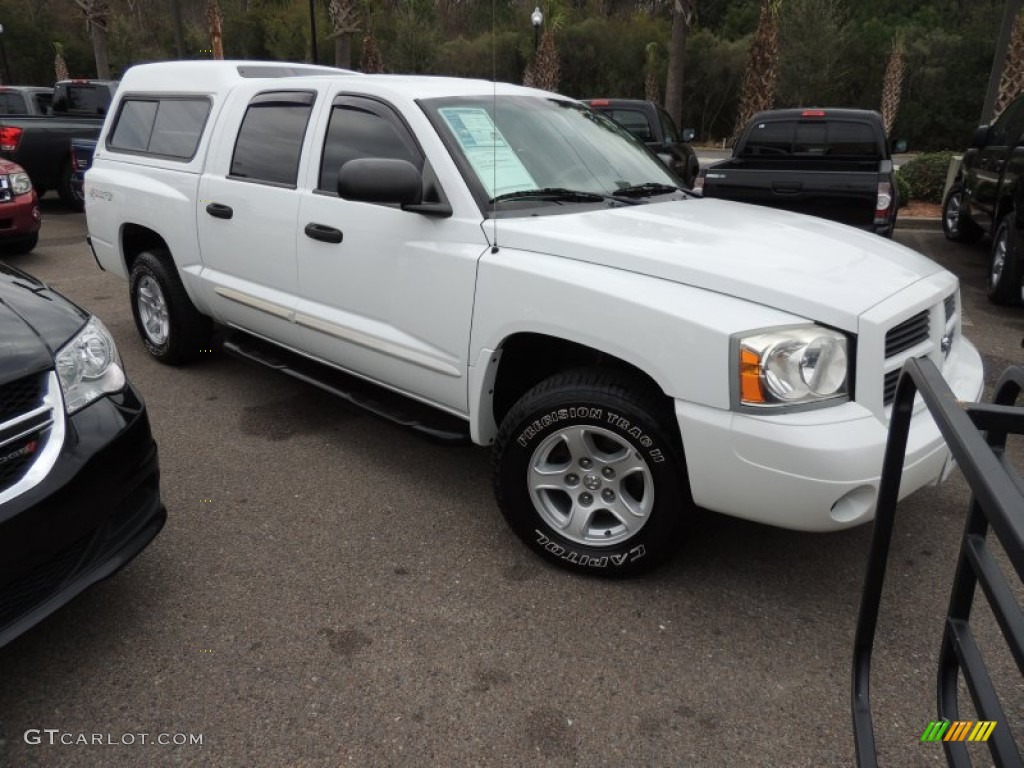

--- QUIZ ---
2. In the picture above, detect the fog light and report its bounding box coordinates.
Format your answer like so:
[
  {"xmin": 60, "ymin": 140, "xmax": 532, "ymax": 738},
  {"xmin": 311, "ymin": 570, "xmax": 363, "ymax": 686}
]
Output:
[{"xmin": 830, "ymin": 485, "xmax": 876, "ymax": 524}]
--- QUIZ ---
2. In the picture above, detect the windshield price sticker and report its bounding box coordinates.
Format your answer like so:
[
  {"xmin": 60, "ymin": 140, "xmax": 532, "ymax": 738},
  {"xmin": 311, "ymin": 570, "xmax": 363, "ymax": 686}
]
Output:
[{"xmin": 439, "ymin": 107, "xmax": 537, "ymax": 198}]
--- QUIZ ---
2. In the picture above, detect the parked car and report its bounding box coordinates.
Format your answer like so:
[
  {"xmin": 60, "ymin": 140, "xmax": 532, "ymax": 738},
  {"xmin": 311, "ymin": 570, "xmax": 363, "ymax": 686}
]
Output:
[
  {"xmin": 0, "ymin": 86, "xmax": 53, "ymax": 116},
  {"xmin": 699, "ymin": 108, "xmax": 900, "ymax": 236},
  {"xmin": 942, "ymin": 93, "xmax": 1024, "ymax": 306},
  {"xmin": 0, "ymin": 158, "xmax": 41, "ymax": 254},
  {"xmin": 589, "ymin": 98, "xmax": 700, "ymax": 187},
  {"xmin": 0, "ymin": 79, "xmax": 118, "ymax": 211},
  {"xmin": 0, "ymin": 263, "xmax": 165, "ymax": 648},
  {"xmin": 86, "ymin": 61, "xmax": 982, "ymax": 575}
]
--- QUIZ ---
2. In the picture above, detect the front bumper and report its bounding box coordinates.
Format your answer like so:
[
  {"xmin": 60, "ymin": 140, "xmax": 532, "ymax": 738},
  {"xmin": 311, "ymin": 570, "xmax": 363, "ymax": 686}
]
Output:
[
  {"xmin": 0, "ymin": 385, "xmax": 165, "ymax": 648},
  {"xmin": 676, "ymin": 336, "xmax": 984, "ymax": 532},
  {"xmin": 0, "ymin": 190, "xmax": 41, "ymax": 241}
]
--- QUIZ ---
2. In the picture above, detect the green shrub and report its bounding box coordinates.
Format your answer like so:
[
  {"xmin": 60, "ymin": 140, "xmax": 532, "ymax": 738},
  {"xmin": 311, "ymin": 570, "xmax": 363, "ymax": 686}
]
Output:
[
  {"xmin": 898, "ymin": 151, "xmax": 956, "ymax": 203},
  {"xmin": 893, "ymin": 169, "xmax": 912, "ymax": 209}
]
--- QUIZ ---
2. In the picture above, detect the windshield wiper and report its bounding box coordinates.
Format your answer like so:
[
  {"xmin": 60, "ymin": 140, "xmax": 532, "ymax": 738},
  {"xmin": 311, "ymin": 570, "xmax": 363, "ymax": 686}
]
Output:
[
  {"xmin": 490, "ymin": 187, "xmax": 640, "ymax": 206},
  {"xmin": 613, "ymin": 182, "xmax": 685, "ymax": 198}
]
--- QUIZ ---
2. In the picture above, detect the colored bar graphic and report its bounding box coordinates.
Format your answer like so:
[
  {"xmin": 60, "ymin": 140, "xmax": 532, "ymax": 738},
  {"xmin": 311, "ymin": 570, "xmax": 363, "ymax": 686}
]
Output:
[{"xmin": 920, "ymin": 720, "xmax": 996, "ymax": 743}]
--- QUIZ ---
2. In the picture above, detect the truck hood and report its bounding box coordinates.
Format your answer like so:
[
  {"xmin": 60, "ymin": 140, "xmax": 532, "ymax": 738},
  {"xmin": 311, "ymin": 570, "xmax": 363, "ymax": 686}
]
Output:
[
  {"xmin": 0, "ymin": 263, "xmax": 88, "ymax": 385},
  {"xmin": 490, "ymin": 198, "xmax": 944, "ymax": 330}
]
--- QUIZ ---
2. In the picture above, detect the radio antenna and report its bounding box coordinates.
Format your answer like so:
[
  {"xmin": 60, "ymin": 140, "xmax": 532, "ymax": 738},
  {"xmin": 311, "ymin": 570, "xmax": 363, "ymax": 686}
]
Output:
[{"xmin": 490, "ymin": 0, "xmax": 499, "ymax": 253}]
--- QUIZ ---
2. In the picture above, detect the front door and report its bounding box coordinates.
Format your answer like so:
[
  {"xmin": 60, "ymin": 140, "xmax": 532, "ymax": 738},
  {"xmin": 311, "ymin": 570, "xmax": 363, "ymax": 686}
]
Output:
[{"xmin": 294, "ymin": 94, "xmax": 486, "ymax": 414}]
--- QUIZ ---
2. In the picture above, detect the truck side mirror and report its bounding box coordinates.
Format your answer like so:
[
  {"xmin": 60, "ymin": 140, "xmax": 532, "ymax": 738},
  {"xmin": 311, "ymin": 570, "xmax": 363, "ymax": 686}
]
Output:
[
  {"xmin": 971, "ymin": 124, "xmax": 992, "ymax": 149},
  {"xmin": 338, "ymin": 158, "xmax": 422, "ymax": 206},
  {"xmin": 681, "ymin": 128, "xmax": 695, "ymax": 143}
]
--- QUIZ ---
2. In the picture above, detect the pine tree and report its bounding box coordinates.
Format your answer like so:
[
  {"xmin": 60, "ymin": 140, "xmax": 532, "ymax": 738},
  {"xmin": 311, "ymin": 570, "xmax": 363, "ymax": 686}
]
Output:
[
  {"xmin": 880, "ymin": 34, "xmax": 904, "ymax": 136},
  {"xmin": 73, "ymin": 0, "xmax": 110, "ymax": 79},
  {"xmin": 523, "ymin": 28, "xmax": 560, "ymax": 93},
  {"xmin": 732, "ymin": 0, "xmax": 782, "ymax": 141},
  {"xmin": 361, "ymin": 31, "xmax": 384, "ymax": 74},
  {"xmin": 994, "ymin": 10, "xmax": 1024, "ymax": 120}
]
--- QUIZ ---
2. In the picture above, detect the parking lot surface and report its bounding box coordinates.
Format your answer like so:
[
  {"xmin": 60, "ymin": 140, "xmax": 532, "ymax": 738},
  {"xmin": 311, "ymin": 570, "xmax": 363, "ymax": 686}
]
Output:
[{"xmin": 0, "ymin": 204, "xmax": 1021, "ymax": 767}]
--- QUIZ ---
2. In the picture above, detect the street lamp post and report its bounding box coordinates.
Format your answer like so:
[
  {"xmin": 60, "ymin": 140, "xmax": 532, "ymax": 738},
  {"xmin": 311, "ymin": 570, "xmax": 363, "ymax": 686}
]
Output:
[
  {"xmin": 531, "ymin": 7, "xmax": 543, "ymax": 51},
  {"xmin": 0, "ymin": 25, "xmax": 11, "ymax": 85}
]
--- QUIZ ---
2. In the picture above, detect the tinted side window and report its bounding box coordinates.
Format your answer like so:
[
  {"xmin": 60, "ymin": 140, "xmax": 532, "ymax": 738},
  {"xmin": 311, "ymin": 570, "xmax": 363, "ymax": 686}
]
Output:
[
  {"xmin": 607, "ymin": 109, "xmax": 654, "ymax": 141},
  {"xmin": 231, "ymin": 91, "xmax": 315, "ymax": 186},
  {"xmin": 318, "ymin": 101, "xmax": 420, "ymax": 191},
  {"xmin": 994, "ymin": 97, "xmax": 1024, "ymax": 146},
  {"xmin": 0, "ymin": 92, "xmax": 28, "ymax": 114},
  {"xmin": 108, "ymin": 98, "xmax": 210, "ymax": 158},
  {"xmin": 110, "ymin": 100, "xmax": 158, "ymax": 152},
  {"xmin": 741, "ymin": 121, "xmax": 793, "ymax": 156}
]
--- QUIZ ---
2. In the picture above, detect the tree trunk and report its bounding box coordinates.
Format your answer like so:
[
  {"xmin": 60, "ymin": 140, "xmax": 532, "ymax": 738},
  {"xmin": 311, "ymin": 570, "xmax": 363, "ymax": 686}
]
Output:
[
  {"xmin": 91, "ymin": 15, "xmax": 110, "ymax": 78},
  {"xmin": 335, "ymin": 34, "xmax": 352, "ymax": 69},
  {"xmin": 207, "ymin": 0, "xmax": 224, "ymax": 60},
  {"xmin": 171, "ymin": 0, "xmax": 186, "ymax": 58},
  {"xmin": 665, "ymin": 1, "xmax": 691, "ymax": 124}
]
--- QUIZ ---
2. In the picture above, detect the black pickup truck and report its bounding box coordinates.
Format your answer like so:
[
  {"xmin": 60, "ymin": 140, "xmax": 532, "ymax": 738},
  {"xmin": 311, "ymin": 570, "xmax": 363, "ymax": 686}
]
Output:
[
  {"xmin": 942, "ymin": 92, "xmax": 1024, "ymax": 305},
  {"xmin": 0, "ymin": 80, "xmax": 117, "ymax": 210},
  {"xmin": 699, "ymin": 108, "xmax": 899, "ymax": 236}
]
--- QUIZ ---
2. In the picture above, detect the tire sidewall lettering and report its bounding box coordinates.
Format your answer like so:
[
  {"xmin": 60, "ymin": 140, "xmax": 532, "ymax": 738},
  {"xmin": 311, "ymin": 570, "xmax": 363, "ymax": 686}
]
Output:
[{"xmin": 514, "ymin": 407, "xmax": 665, "ymax": 464}]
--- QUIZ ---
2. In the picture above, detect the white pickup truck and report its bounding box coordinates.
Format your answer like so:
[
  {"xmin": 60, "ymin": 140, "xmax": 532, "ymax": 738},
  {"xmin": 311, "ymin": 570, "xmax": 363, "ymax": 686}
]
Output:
[{"xmin": 85, "ymin": 61, "xmax": 983, "ymax": 574}]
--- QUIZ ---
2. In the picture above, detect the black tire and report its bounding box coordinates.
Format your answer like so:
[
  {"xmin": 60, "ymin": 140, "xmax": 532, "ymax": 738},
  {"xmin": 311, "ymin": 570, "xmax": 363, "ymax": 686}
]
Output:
[
  {"xmin": 128, "ymin": 250, "xmax": 212, "ymax": 365},
  {"xmin": 988, "ymin": 217, "xmax": 1023, "ymax": 306},
  {"xmin": 57, "ymin": 161, "xmax": 84, "ymax": 212},
  {"xmin": 941, "ymin": 183, "xmax": 983, "ymax": 243},
  {"xmin": 492, "ymin": 368, "xmax": 692, "ymax": 576},
  {"xmin": 1, "ymin": 233, "xmax": 38, "ymax": 255}
]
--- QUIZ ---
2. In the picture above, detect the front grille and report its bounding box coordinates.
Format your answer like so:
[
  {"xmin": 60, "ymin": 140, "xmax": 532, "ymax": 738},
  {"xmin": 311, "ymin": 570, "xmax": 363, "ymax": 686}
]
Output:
[
  {"xmin": 885, "ymin": 310, "xmax": 930, "ymax": 358},
  {"xmin": 0, "ymin": 373, "xmax": 45, "ymax": 423},
  {"xmin": 883, "ymin": 370, "xmax": 900, "ymax": 406},
  {"xmin": 944, "ymin": 293, "xmax": 956, "ymax": 321},
  {"xmin": 0, "ymin": 433, "xmax": 41, "ymax": 490},
  {"xmin": 0, "ymin": 175, "xmax": 11, "ymax": 203},
  {"xmin": 0, "ymin": 535, "xmax": 90, "ymax": 631}
]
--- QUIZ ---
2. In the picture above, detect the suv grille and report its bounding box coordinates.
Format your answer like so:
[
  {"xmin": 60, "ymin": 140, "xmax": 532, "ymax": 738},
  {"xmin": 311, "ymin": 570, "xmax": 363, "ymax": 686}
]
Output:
[
  {"xmin": 0, "ymin": 175, "xmax": 11, "ymax": 203},
  {"xmin": 885, "ymin": 310, "xmax": 930, "ymax": 358},
  {"xmin": 0, "ymin": 373, "xmax": 45, "ymax": 422},
  {"xmin": 0, "ymin": 371, "xmax": 62, "ymax": 499}
]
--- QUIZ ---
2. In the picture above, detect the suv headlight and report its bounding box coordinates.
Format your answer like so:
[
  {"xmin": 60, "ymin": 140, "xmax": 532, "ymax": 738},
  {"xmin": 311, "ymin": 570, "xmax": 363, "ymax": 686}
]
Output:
[
  {"xmin": 735, "ymin": 325, "xmax": 849, "ymax": 409},
  {"xmin": 55, "ymin": 317, "xmax": 126, "ymax": 413},
  {"xmin": 9, "ymin": 172, "xmax": 32, "ymax": 196}
]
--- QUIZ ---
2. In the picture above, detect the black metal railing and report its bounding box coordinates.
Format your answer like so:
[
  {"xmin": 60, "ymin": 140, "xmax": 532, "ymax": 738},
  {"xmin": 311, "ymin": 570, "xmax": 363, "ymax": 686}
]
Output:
[{"xmin": 852, "ymin": 358, "xmax": 1024, "ymax": 768}]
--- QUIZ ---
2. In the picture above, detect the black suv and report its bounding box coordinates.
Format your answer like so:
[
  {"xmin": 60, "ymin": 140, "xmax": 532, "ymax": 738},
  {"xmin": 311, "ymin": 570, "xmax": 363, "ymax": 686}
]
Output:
[
  {"xmin": 0, "ymin": 263, "xmax": 165, "ymax": 648},
  {"xmin": 943, "ymin": 93, "xmax": 1024, "ymax": 305}
]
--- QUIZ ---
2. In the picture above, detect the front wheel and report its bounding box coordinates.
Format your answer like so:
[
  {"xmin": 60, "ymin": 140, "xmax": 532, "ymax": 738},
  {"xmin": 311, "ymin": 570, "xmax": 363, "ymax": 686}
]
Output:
[
  {"xmin": 492, "ymin": 369, "xmax": 692, "ymax": 576},
  {"xmin": 988, "ymin": 218, "xmax": 1023, "ymax": 306},
  {"xmin": 941, "ymin": 184, "xmax": 982, "ymax": 243},
  {"xmin": 129, "ymin": 250, "xmax": 212, "ymax": 364}
]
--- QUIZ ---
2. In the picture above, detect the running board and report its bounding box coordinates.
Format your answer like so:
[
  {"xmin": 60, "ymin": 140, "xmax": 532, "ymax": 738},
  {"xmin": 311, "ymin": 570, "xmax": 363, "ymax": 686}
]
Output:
[{"xmin": 223, "ymin": 332, "xmax": 471, "ymax": 444}]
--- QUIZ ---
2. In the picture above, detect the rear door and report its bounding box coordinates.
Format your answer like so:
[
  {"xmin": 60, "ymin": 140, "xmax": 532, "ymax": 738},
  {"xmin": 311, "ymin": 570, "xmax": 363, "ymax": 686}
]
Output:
[{"xmin": 968, "ymin": 97, "xmax": 1024, "ymax": 232}]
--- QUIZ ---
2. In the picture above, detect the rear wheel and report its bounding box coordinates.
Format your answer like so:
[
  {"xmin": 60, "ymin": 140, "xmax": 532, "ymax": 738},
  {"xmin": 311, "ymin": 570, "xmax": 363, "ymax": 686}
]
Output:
[
  {"xmin": 129, "ymin": 250, "xmax": 212, "ymax": 364},
  {"xmin": 988, "ymin": 217, "xmax": 1023, "ymax": 306},
  {"xmin": 941, "ymin": 184, "xmax": 982, "ymax": 243},
  {"xmin": 492, "ymin": 369, "xmax": 692, "ymax": 576}
]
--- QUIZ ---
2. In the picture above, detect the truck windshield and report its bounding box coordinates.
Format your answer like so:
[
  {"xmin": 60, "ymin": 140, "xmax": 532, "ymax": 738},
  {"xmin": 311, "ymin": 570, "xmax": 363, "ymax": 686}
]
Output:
[{"xmin": 421, "ymin": 95, "xmax": 680, "ymax": 212}]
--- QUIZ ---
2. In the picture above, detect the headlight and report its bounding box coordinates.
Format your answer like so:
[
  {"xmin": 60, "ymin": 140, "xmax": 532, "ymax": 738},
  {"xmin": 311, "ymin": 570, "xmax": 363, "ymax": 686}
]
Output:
[
  {"xmin": 55, "ymin": 317, "xmax": 126, "ymax": 413},
  {"xmin": 736, "ymin": 325, "xmax": 849, "ymax": 409},
  {"xmin": 9, "ymin": 172, "xmax": 32, "ymax": 196}
]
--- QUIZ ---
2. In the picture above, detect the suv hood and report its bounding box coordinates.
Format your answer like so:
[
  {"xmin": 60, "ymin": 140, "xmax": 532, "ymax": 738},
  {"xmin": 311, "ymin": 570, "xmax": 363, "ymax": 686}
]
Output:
[
  {"xmin": 0, "ymin": 264, "xmax": 88, "ymax": 386},
  {"xmin": 491, "ymin": 198, "xmax": 943, "ymax": 331}
]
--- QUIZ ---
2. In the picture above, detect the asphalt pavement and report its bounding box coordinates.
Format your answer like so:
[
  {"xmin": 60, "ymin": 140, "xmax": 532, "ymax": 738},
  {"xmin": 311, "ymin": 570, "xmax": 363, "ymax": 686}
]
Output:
[{"xmin": 0, "ymin": 200, "xmax": 1021, "ymax": 767}]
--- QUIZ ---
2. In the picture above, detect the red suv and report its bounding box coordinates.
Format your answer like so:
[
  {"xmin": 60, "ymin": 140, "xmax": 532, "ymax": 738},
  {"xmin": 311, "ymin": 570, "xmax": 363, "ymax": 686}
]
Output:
[{"xmin": 0, "ymin": 157, "xmax": 40, "ymax": 254}]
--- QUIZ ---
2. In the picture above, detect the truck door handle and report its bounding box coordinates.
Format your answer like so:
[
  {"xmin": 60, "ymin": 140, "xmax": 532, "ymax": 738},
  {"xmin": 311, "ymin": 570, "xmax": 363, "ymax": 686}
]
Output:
[
  {"xmin": 772, "ymin": 182, "xmax": 803, "ymax": 194},
  {"xmin": 206, "ymin": 203, "xmax": 233, "ymax": 220},
  {"xmin": 304, "ymin": 223, "xmax": 343, "ymax": 244}
]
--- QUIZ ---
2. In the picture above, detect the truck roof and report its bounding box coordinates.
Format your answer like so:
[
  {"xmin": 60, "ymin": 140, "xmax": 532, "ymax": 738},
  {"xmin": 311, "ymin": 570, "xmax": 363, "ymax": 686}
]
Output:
[
  {"xmin": 747, "ymin": 107, "xmax": 884, "ymax": 124},
  {"xmin": 116, "ymin": 60, "xmax": 558, "ymax": 100}
]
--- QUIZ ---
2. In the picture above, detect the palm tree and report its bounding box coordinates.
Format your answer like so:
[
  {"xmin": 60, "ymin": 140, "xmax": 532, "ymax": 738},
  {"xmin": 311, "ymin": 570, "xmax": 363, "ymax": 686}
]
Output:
[
  {"xmin": 73, "ymin": 0, "xmax": 110, "ymax": 79},
  {"xmin": 732, "ymin": 0, "xmax": 782, "ymax": 141},
  {"xmin": 53, "ymin": 42, "xmax": 69, "ymax": 82},
  {"xmin": 665, "ymin": 0, "xmax": 695, "ymax": 125},
  {"xmin": 523, "ymin": 28, "xmax": 560, "ymax": 93},
  {"xmin": 994, "ymin": 9, "xmax": 1024, "ymax": 120},
  {"xmin": 879, "ymin": 34, "xmax": 905, "ymax": 136},
  {"xmin": 206, "ymin": 0, "xmax": 224, "ymax": 59},
  {"xmin": 361, "ymin": 30, "xmax": 385, "ymax": 74},
  {"xmin": 645, "ymin": 42, "xmax": 661, "ymax": 104},
  {"xmin": 327, "ymin": 0, "xmax": 360, "ymax": 69}
]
